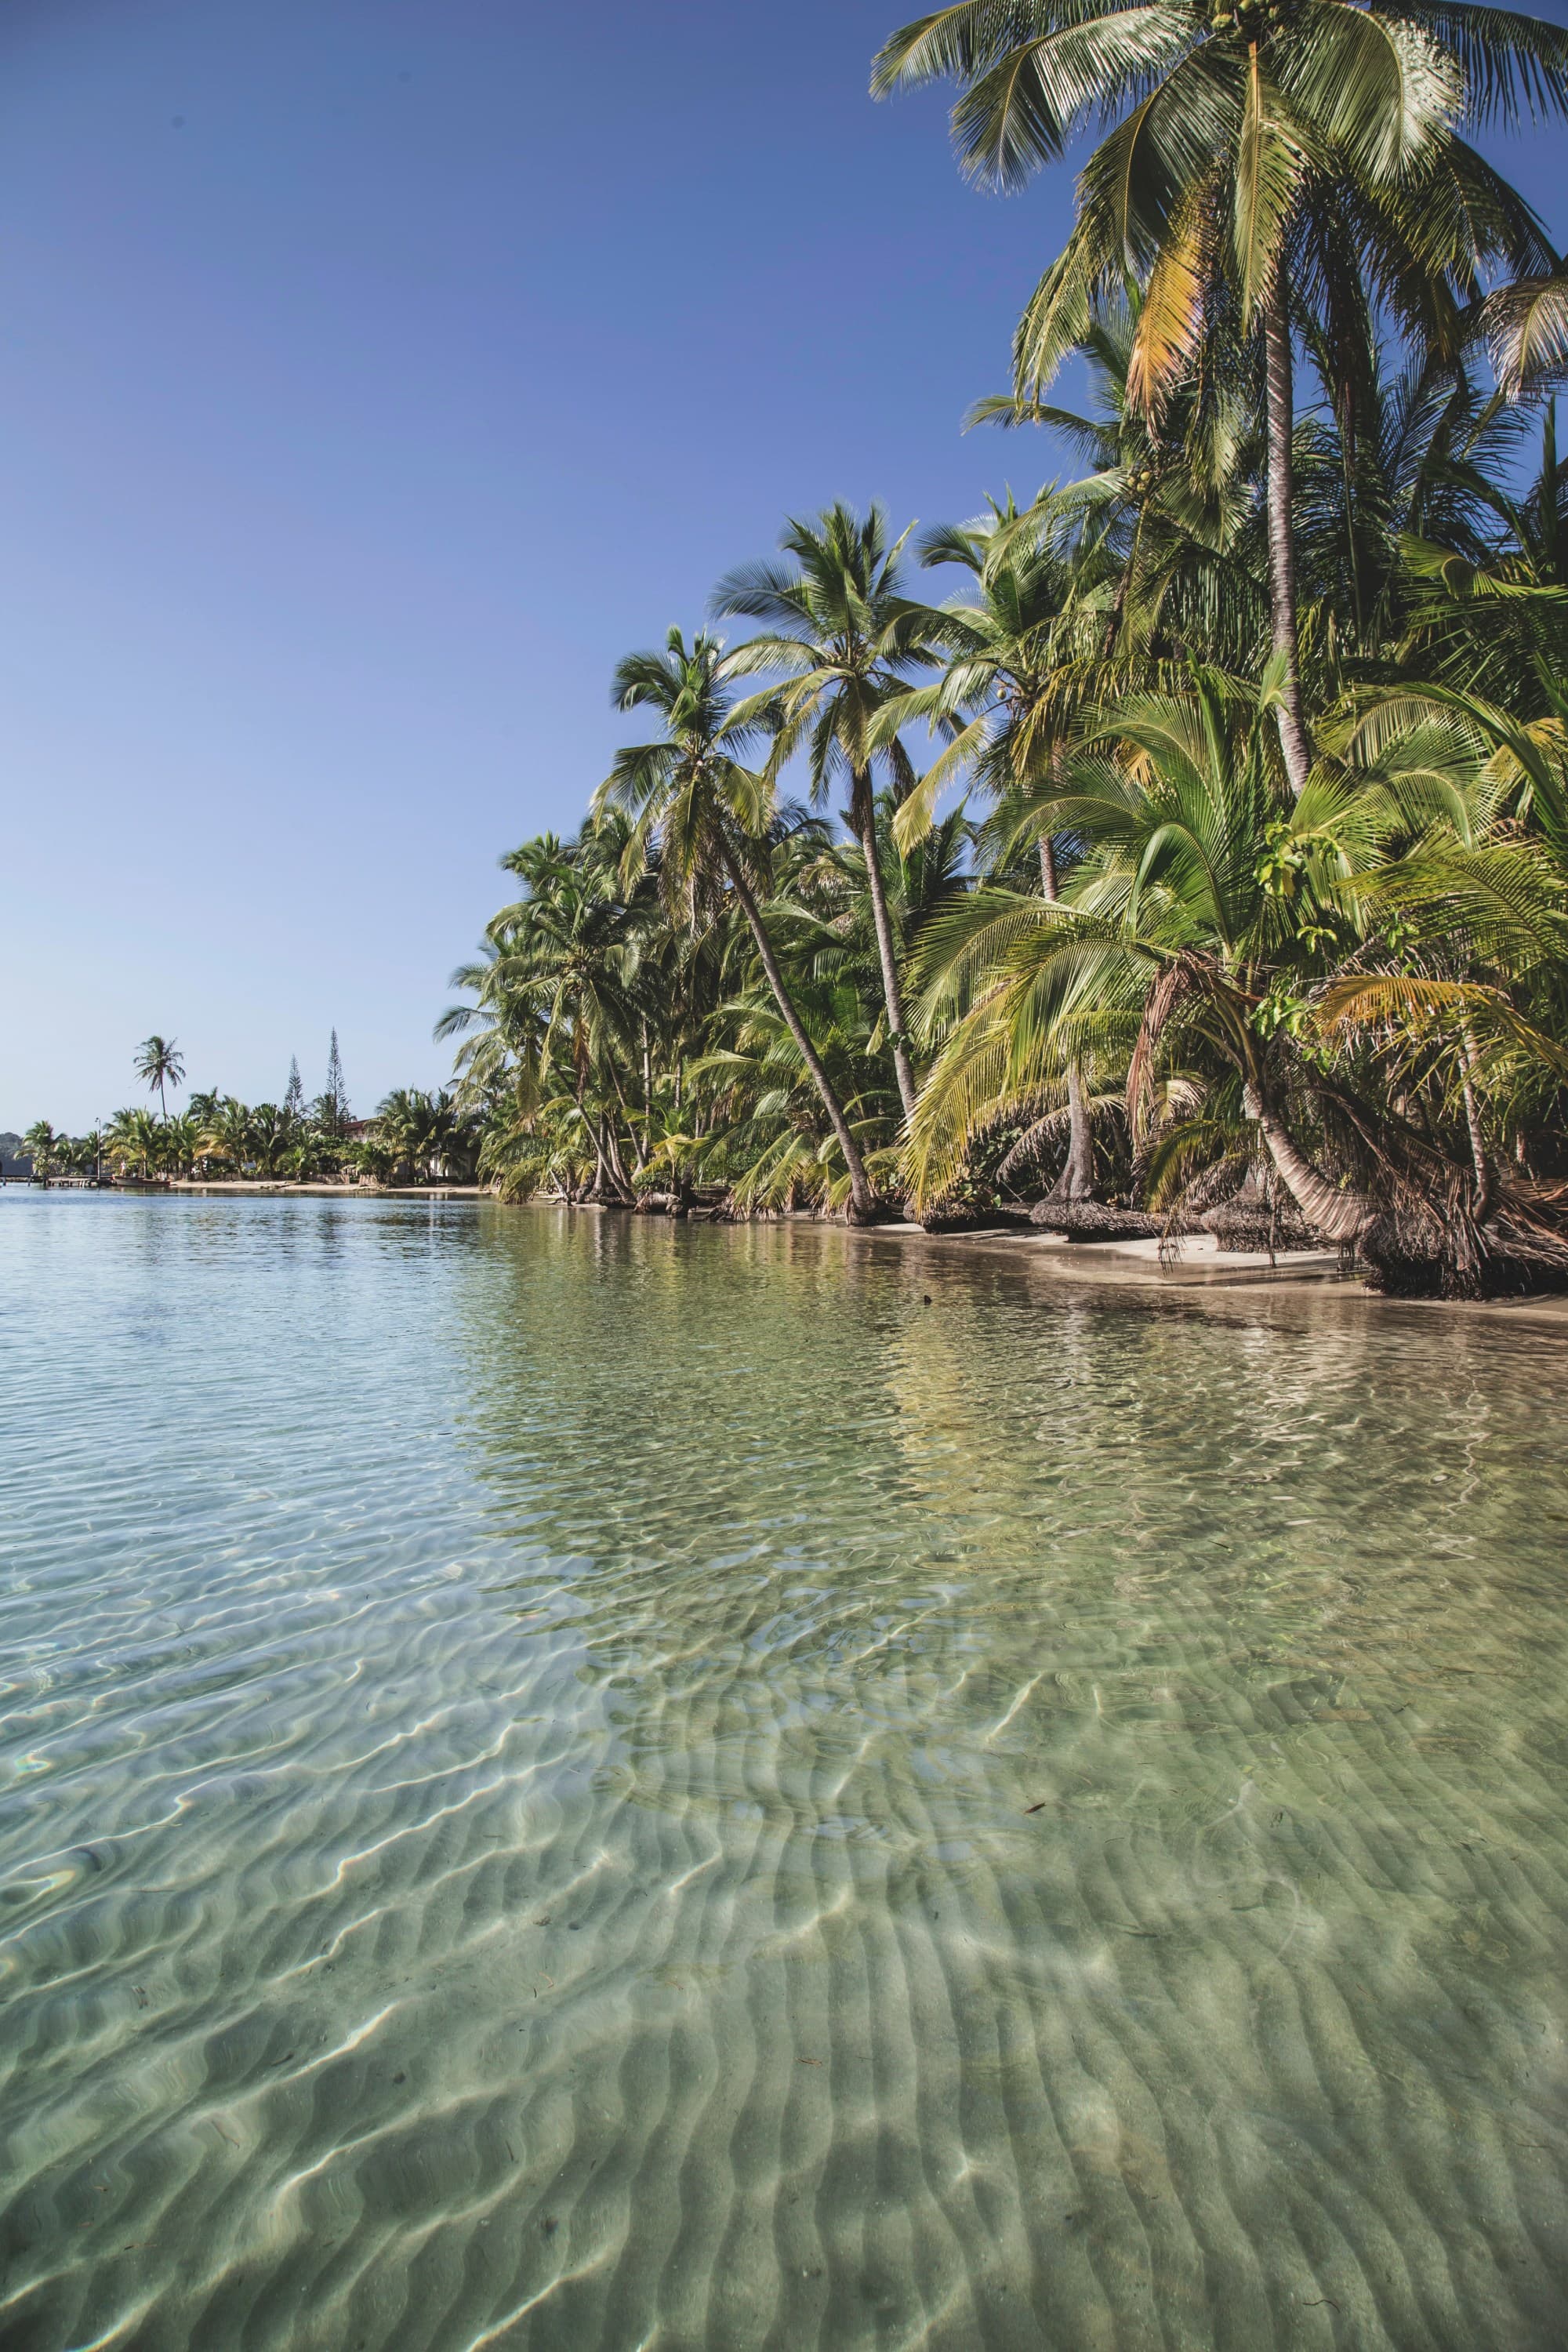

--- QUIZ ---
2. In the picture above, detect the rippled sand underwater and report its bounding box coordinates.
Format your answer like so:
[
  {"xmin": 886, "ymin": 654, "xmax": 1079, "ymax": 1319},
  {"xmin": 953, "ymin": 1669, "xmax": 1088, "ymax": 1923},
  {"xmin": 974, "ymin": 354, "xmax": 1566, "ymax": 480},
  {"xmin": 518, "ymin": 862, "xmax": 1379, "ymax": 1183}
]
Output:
[{"xmin": 3, "ymin": 1194, "xmax": 1567, "ymax": 2350}]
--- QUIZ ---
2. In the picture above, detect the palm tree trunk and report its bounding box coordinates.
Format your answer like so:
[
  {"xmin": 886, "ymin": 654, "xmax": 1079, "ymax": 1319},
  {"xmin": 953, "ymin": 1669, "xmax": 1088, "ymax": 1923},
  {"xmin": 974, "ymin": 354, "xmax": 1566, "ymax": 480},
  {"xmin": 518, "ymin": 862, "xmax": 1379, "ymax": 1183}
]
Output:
[
  {"xmin": 1243, "ymin": 1082, "xmax": 1376, "ymax": 1246},
  {"xmin": 857, "ymin": 797, "xmax": 918, "ymax": 1120},
  {"xmin": 641, "ymin": 1020, "xmax": 653, "ymax": 1160},
  {"xmin": 1263, "ymin": 279, "xmax": 1314, "ymax": 797},
  {"xmin": 1461, "ymin": 1028, "xmax": 1491, "ymax": 1221},
  {"xmin": 1039, "ymin": 830, "xmax": 1094, "ymax": 1200},
  {"xmin": 1062, "ymin": 1062, "xmax": 1096, "ymax": 1196},
  {"xmin": 604, "ymin": 1057, "xmax": 641, "ymax": 1183},
  {"xmin": 724, "ymin": 851, "xmax": 877, "ymax": 1220}
]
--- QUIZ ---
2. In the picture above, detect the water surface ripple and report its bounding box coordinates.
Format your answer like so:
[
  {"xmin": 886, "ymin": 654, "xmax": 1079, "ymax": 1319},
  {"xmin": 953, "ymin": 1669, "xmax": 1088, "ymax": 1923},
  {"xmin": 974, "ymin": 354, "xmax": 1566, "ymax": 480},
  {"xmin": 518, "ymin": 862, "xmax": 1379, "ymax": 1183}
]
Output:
[{"xmin": 2, "ymin": 1196, "xmax": 1566, "ymax": 2350}]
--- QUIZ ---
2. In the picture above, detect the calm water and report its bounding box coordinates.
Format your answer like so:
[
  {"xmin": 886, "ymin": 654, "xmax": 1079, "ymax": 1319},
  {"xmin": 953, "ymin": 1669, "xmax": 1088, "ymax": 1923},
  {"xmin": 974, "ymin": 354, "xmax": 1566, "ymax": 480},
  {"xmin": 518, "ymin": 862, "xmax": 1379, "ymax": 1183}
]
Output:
[{"xmin": 3, "ymin": 1195, "xmax": 1567, "ymax": 2351}]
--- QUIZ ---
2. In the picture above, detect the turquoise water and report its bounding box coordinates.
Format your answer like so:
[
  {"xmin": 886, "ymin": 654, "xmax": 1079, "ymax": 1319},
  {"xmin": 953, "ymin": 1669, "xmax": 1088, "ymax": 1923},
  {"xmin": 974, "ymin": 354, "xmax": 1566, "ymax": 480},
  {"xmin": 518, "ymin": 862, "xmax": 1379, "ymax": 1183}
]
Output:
[{"xmin": 3, "ymin": 1193, "xmax": 1567, "ymax": 2350}]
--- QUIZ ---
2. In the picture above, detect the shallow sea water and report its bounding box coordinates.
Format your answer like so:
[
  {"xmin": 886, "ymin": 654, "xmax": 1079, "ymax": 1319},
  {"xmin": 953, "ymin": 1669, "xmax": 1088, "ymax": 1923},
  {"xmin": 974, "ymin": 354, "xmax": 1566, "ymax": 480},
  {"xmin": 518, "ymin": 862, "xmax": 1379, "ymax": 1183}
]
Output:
[{"xmin": 2, "ymin": 1193, "xmax": 1567, "ymax": 2351}]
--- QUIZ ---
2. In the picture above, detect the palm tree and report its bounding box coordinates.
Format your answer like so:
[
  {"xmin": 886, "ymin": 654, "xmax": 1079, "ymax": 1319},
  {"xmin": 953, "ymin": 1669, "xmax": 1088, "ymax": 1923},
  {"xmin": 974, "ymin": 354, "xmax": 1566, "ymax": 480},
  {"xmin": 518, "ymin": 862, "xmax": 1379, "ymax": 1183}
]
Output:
[
  {"xmin": 160, "ymin": 1113, "xmax": 201, "ymax": 1179},
  {"xmin": 872, "ymin": 0, "xmax": 1563, "ymax": 793},
  {"xmin": 374, "ymin": 1088, "xmax": 475, "ymax": 1183},
  {"xmin": 967, "ymin": 290, "xmax": 1272, "ymax": 678},
  {"xmin": 1483, "ymin": 257, "xmax": 1568, "ymax": 396},
  {"xmin": 246, "ymin": 1104, "xmax": 294, "ymax": 1178},
  {"xmin": 197, "ymin": 1097, "xmax": 255, "ymax": 1177},
  {"xmin": 107, "ymin": 1105, "xmax": 163, "ymax": 1179},
  {"xmin": 594, "ymin": 626, "xmax": 879, "ymax": 1218},
  {"xmin": 72, "ymin": 1127, "xmax": 105, "ymax": 1181},
  {"xmin": 440, "ymin": 826, "xmax": 657, "ymax": 1198},
  {"xmin": 906, "ymin": 669, "xmax": 1388, "ymax": 1221},
  {"xmin": 1323, "ymin": 672, "xmax": 1568, "ymax": 1134},
  {"xmin": 1389, "ymin": 396, "xmax": 1568, "ymax": 708},
  {"xmin": 715, "ymin": 502, "xmax": 939, "ymax": 1119},
  {"xmin": 22, "ymin": 1120, "xmax": 57, "ymax": 1180},
  {"xmin": 887, "ymin": 498, "xmax": 1109, "ymax": 1196},
  {"xmin": 134, "ymin": 1034, "xmax": 185, "ymax": 1121}
]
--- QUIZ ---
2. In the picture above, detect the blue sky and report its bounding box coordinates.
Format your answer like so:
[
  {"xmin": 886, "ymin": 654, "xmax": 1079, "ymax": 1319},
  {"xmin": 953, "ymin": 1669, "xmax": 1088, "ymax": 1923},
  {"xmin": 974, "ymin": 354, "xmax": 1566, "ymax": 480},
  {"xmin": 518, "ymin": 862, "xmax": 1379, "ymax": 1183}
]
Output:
[{"xmin": 3, "ymin": 0, "xmax": 1563, "ymax": 1131}]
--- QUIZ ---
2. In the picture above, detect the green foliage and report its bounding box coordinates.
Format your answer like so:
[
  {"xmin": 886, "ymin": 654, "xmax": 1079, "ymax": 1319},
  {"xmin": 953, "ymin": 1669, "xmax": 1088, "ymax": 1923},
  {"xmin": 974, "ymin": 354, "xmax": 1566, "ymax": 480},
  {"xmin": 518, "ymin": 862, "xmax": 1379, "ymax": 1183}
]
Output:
[{"xmin": 31, "ymin": 14, "xmax": 1568, "ymax": 1295}]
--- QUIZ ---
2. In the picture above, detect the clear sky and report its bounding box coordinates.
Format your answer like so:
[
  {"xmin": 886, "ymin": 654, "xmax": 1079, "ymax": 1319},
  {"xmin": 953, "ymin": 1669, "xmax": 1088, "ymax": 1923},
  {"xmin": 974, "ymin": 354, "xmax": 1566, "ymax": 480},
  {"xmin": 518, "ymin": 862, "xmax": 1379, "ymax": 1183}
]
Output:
[{"xmin": 3, "ymin": 0, "xmax": 1563, "ymax": 1131}]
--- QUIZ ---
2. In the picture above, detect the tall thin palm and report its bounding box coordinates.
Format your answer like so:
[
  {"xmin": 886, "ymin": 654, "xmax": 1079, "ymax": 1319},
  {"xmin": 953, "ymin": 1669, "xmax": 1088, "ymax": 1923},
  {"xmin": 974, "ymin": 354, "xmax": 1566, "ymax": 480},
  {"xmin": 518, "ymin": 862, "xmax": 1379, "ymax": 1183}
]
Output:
[
  {"xmin": 134, "ymin": 1034, "xmax": 185, "ymax": 1122},
  {"xmin": 873, "ymin": 0, "xmax": 1562, "ymax": 793},
  {"xmin": 890, "ymin": 498, "xmax": 1105, "ymax": 1194},
  {"xmin": 714, "ymin": 501, "xmax": 939, "ymax": 1118},
  {"xmin": 594, "ymin": 625, "xmax": 878, "ymax": 1218}
]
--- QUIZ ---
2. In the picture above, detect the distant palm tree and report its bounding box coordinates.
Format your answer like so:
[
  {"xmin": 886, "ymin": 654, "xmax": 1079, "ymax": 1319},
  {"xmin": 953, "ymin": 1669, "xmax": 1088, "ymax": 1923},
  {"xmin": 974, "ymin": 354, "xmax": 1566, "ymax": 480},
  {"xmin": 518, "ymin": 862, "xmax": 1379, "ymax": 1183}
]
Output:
[
  {"xmin": 160, "ymin": 1112, "xmax": 201, "ymax": 1178},
  {"xmin": 375, "ymin": 1087, "xmax": 475, "ymax": 1183},
  {"xmin": 134, "ymin": 1035, "xmax": 186, "ymax": 1122},
  {"xmin": 196, "ymin": 1097, "xmax": 255, "ymax": 1176},
  {"xmin": 66, "ymin": 1127, "xmax": 105, "ymax": 1180},
  {"xmin": 246, "ymin": 1104, "xmax": 294, "ymax": 1178},
  {"xmin": 107, "ymin": 1105, "xmax": 163, "ymax": 1180},
  {"xmin": 21, "ymin": 1120, "xmax": 57, "ymax": 1180}
]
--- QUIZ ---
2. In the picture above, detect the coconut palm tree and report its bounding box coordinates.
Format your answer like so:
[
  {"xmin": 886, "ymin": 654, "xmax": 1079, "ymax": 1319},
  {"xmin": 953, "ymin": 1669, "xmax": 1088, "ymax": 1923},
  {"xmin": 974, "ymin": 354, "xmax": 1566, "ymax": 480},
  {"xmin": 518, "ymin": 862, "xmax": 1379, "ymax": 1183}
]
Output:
[
  {"xmin": 872, "ymin": 0, "xmax": 1564, "ymax": 793},
  {"xmin": 967, "ymin": 289, "xmax": 1273, "ymax": 680},
  {"xmin": 245, "ymin": 1104, "xmax": 295, "ymax": 1178},
  {"xmin": 1389, "ymin": 395, "xmax": 1568, "ymax": 706},
  {"xmin": 595, "ymin": 626, "xmax": 879, "ymax": 1219},
  {"xmin": 441, "ymin": 826, "xmax": 662, "ymax": 1198},
  {"xmin": 71, "ymin": 1127, "xmax": 106, "ymax": 1181},
  {"xmin": 134, "ymin": 1034, "xmax": 185, "ymax": 1121},
  {"xmin": 197, "ymin": 1097, "xmax": 255, "ymax": 1177},
  {"xmin": 881, "ymin": 496, "xmax": 1110, "ymax": 1196},
  {"xmin": 21, "ymin": 1120, "xmax": 58, "ymax": 1180},
  {"xmin": 1483, "ymin": 257, "xmax": 1568, "ymax": 396},
  {"xmin": 906, "ymin": 667, "xmax": 1388, "ymax": 1219},
  {"xmin": 1323, "ymin": 670, "xmax": 1568, "ymax": 1129},
  {"xmin": 714, "ymin": 502, "xmax": 941, "ymax": 1120},
  {"xmin": 160, "ymin": 1113, "xmax": 201, "ymax": 1178},
  {"xmin": 373, "ymin": 1088, "xmax": 476, "ymax": 1183},
  {"xmin": 107, "ymin": 1105, "xmax": 164, "ymax": 1179}
]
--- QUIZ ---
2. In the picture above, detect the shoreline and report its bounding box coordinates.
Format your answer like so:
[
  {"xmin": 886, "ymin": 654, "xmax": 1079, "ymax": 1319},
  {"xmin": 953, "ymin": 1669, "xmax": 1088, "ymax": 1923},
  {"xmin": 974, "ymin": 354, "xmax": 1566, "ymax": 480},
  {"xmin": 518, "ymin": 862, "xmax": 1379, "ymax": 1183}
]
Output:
[
  {"xmin": 851, "ymin": 1216, "xmax": 1568, "ymax": 1334},
  {"xmin": 27, "ymin": 1181, "xmax": 1568, "ymax": 1330}
]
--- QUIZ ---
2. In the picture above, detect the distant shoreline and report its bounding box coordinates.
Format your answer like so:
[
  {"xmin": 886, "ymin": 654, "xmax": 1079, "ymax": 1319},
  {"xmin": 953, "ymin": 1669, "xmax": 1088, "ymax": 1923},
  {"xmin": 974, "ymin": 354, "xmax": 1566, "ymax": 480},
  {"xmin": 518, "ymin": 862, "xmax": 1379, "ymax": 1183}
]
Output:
[{"xmin": 169, "ymin": 1181, "xmax": 491, "ymax": 1199}]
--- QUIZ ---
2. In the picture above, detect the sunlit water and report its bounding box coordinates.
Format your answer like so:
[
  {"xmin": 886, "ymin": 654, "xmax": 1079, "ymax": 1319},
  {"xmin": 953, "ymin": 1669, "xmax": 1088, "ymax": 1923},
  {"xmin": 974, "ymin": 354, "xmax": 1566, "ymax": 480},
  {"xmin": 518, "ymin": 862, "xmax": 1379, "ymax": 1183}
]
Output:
[{"xmin": 3, "ymin": 1195, "xmax": 1567, "ymax": 2351}]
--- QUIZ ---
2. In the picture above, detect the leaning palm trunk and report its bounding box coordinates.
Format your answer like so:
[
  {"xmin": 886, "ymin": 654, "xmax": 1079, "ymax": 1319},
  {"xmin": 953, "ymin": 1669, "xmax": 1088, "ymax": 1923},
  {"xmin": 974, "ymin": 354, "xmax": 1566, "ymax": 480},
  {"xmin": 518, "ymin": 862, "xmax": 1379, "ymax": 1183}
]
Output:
[
  {"xmin": 1243, "ymin": 1083, "xmax": 1377, "ymax": 1245},
  {"xmin": 1262, "ymin": 280, "xmax": 1313, "ymax": 797},
  {"xmin": 724, "ymin": 852, "xmax": 877, "ymax": 1220},
  {"xmin": 1460, "ymin": 1029, "xmax": 1491, "ymax": 1222},
  {"xmin": 1039, "ymin": 830, "xmax": 1094, "ymax": 1200},
  {"xmin": 855, "ymin": 784, "xmax": 917, "ymax": 1120},
  {"xmin": 1050, "ymin": 1061, "xmax": 1096, "ymax": 1200},
  {"xmin": 599, "ymin": 1114, "xmax": 633, "ymax": 1201}
]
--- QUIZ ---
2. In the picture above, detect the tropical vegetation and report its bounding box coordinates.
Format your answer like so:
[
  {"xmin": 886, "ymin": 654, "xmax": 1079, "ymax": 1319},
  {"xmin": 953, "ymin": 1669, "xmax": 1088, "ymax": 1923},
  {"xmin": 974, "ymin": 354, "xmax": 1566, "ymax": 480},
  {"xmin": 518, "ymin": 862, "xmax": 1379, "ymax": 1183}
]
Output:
[
  {"xmin": 14, "ymin": 1033, "xmax": 478, "ymax": 1189},
  {"xmin": 432, "ymin": 1, "xmax": 1568, "ymax": 1296},
  {"xmin": 18, "ymin": 8, "xmax": 1568, "ymax": 1298}
]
